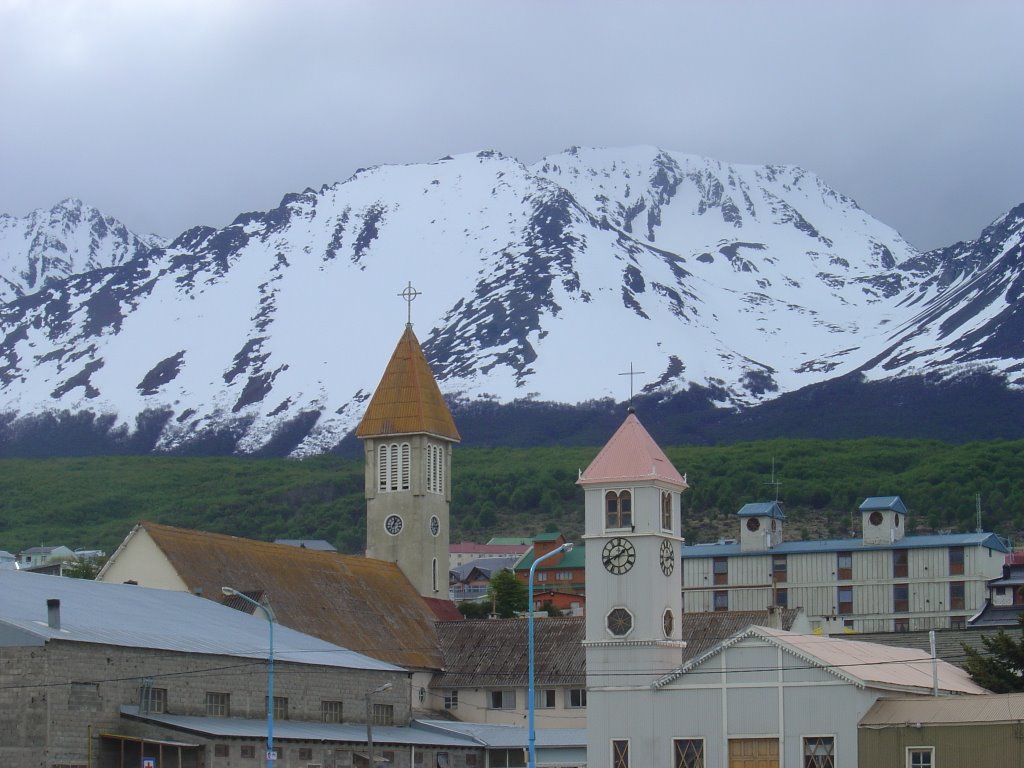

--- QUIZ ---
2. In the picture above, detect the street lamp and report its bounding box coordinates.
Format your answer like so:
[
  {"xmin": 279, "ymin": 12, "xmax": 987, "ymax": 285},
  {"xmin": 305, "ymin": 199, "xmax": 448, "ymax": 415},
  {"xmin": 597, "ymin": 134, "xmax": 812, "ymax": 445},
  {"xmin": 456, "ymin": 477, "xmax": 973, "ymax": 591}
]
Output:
[
  {"xmin": 366, "ymin": 681, "xmax": 393, "ymax": 768},
  {"xmin": 528, "ymin": 542, "xmax": 574, "ymax": 768},
  {"xmin": 223, "ymin": 587, "xmax": 276, "ymax": 765}
]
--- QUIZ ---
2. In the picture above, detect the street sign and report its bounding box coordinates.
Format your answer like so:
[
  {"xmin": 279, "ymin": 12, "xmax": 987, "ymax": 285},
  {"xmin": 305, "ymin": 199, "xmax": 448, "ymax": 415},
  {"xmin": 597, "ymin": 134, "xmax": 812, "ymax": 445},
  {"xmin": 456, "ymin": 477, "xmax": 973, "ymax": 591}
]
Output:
[
  {"xmin": 267, "ymin": 750, "xmax": 277, "ymax": 761},
  {"xmin": 142, "ymin": 759, "xmax": 156, "ymax": 768}
]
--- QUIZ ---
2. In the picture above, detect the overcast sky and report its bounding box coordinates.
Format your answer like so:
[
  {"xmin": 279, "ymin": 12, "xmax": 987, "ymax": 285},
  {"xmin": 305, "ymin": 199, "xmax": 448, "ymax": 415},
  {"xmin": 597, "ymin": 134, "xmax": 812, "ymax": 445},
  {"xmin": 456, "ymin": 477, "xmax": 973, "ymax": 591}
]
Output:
[{"xmin": 1, "ymin": 0, "xmax": 1021, "ymax": 251}]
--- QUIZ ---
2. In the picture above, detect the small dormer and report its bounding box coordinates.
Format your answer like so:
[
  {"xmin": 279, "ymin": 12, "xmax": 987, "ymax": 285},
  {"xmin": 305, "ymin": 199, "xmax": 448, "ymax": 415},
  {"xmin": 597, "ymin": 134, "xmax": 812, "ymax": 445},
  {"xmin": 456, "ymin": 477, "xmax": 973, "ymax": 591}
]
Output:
[
  {"xmin": 738, "ymin": 501, "xmax": 785, "ymax": 552},
  {"xmin": 860, "ymin": 496, "xmax": 907, "ymax": 545}
]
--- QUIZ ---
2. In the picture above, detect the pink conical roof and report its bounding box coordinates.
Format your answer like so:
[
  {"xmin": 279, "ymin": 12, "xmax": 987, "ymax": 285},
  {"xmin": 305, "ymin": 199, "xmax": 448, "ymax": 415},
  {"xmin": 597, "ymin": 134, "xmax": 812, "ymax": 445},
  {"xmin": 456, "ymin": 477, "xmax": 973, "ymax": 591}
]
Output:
[{"xmin": 578, "ymin": 411, "xmax": 687, "ymax": 488}]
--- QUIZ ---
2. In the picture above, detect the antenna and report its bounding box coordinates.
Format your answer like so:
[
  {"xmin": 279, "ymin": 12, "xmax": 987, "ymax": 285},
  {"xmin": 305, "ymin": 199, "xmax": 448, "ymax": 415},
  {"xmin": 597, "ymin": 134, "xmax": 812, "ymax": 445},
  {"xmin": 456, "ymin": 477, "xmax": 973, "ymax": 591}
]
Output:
[
  {"xmin": 976, "ymin": 493, "xmax": 983, "ymax": 533},
  {"xmin": 763, "ymin": 457, "xmax": 782, "ymax": 503},
  {"xmin": 618, "ymin": 363, "xmax": 646, "ymax": 410}
]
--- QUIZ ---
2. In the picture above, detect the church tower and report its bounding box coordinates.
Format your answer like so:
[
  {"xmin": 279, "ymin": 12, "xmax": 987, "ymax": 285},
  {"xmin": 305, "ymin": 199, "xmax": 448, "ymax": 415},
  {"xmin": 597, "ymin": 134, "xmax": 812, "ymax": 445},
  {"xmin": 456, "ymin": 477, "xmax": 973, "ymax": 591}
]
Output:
[
  {"xmin": 356, "ymin": 317, "xmax": 460, "ymax": 598},
  {"xmin": 580, "ymin": 409, "xmax": 688, "ymax": 768}
]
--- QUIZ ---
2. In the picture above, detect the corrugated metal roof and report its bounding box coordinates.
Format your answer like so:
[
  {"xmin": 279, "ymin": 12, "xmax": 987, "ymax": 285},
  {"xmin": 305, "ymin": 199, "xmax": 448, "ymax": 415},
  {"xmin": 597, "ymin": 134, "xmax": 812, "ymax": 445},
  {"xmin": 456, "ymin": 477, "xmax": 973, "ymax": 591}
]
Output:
[
  {"xmin": 416, "ymin": 720, "xmax": 586, "ymax": 748},
  {"xmin": 853, "ymin": 628, "xmax": 998, "ymax": 668},
  {"xmin": 1, "ymin": 571, "xmax": 401, "ymax": 672},
  {"xmin": 122, "ymin": 707, "xmax": 479, "ymax": 746},
  {"xmin": 860, "ymin": 496, "xmax": 908, "ymax": 514},
  {"xmin": 129, "ymin": 522, "xmax": 444, "ymax": 670},
  {"xmin": 737, "ymin": 502, "xmax": 786, "ymax": 519},
  {"xmin": 577, "ymin": 412, "xmax": 687, "ymax": 488},
  {"xmin": 678, "ymin": 609, "xmax": 802, "ymax": 662},
  {"xmin": 515, "ymin": 543, "xmax": 586, "ymax": 572},
  {"xmin": 658, "ymin": 626, "xmax": 988, "ymax": 695},
  {"xmin": 432, "ymin": 617, "xmax": 585, "ymax": 688},
  {"xmin": 355, "ymin": 326, "xmax": 460, "ymax": 441},
  {"xmin": 680, "ymin": 531, "xmax": 1009, "ymax": 558},
  {"xmin": 859, "ymin": 693, "xmax": 1024, "ymax": 726}
]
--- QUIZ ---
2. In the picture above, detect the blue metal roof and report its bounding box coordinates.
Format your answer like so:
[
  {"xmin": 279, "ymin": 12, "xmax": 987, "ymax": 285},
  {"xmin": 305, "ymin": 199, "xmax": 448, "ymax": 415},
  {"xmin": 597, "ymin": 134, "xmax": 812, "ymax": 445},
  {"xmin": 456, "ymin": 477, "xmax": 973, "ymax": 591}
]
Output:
[
  {"xmin": 859, "ymin": 496, "xmax": 908, "ymax": 514},
  {"xmin": 121, "ymin": 707, "xmax": 479, "ymax": 746},
  {"xmin": 736, "ymin": 502, "xmax": 785, "ymax": 519},
  {"xmin": 680, "ymin": 531, "xmax": 1009, "ymax": 559},
  {"xmin": 416, "ymin": 720, "xmax": 587, "ymax": 748},
  {"xmin": 1, "ymin": 570, "xmax": 403, "ymax": 672}
]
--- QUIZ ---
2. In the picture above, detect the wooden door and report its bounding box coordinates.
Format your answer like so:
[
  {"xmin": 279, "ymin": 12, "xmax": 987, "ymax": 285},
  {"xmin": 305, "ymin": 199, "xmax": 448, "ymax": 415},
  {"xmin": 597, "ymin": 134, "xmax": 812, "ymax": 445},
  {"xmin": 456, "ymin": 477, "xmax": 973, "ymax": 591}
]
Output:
[{"xmin": 728, "ymin": 738, "xmax": 779, "ymax": 768}]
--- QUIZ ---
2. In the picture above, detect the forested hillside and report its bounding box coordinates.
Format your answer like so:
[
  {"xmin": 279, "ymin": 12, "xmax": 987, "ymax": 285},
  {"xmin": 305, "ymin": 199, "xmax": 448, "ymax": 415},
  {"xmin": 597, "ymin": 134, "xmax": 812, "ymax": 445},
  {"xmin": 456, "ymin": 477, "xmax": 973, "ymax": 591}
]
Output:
[{"xmin": 1, "ymin": 438, "xmax": 1022, "ymax": 557}]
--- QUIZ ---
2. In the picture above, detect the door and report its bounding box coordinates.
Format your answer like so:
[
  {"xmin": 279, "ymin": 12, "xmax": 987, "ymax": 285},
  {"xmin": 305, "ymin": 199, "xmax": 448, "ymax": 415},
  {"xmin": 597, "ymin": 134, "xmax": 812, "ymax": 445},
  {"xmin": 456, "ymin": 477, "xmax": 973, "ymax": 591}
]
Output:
[{"xmin": 728, "ymin": 738, "xmax": 779, "ymax": 768}]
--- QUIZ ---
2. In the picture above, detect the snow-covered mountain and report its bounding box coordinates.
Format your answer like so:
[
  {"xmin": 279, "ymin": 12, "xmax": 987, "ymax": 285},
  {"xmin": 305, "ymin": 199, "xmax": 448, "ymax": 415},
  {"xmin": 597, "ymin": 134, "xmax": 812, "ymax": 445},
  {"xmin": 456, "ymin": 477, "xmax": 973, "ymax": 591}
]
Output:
[
  {"xmin": 0, "ymin": 198, "xmax": 165, "ymax": 303},
  {"xmin": 0, "ymin": 147, "xmax": 1020, "ymax": 456}
]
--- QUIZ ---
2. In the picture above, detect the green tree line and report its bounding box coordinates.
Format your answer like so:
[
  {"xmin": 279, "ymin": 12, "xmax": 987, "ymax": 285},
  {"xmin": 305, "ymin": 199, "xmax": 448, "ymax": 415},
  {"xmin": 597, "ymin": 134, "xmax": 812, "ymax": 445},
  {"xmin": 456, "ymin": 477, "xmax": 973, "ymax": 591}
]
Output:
[{"xmin": 1, "ymin": 438, "xmax": 1022, "ymax": 556}]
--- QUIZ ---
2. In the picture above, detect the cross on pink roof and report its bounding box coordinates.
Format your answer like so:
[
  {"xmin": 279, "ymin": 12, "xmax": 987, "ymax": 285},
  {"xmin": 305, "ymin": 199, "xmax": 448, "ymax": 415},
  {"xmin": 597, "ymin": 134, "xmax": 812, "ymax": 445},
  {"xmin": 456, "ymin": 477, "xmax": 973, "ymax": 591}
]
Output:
[{"xmin": 578, "ymin": 412, "xmax": 687, "ymax": 488}]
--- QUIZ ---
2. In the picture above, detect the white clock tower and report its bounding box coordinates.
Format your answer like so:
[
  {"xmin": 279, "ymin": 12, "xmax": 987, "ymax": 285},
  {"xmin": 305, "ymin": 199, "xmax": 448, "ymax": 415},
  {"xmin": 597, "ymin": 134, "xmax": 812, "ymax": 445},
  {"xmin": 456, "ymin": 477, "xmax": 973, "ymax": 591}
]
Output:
[{"xmin": 580, "ymin": 408, "xmax": 688, "ymax": 768}]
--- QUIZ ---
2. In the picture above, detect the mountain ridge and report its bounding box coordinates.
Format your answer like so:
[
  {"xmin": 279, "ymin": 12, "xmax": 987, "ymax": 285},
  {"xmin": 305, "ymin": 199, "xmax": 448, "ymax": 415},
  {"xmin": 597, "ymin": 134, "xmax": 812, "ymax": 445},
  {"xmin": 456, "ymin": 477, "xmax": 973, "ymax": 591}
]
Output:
[{"xmin": 0, "ymin": 146, "xmax": 1021, "ymax": 457}]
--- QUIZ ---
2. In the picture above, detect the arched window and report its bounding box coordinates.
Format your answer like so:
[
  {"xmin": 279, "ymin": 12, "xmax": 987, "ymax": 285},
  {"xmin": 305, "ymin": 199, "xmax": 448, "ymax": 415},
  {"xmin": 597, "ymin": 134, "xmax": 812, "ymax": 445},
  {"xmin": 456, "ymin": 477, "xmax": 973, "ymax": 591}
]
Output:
[
  {"xmin": 426, "ymin": 443, "xmax": 445, "ymax": 495},
  {"xmin": 377, "ymin": 442, "xmax": 411, "ymax": 492},
  {"xmin": 661, "ymin": 491, "xmax": 672, "ymax": 531},
  {"xmin": 432, "ymin": 557, "xmax": 438, "ymax": 593},
  {"xmin": 605, "ymin": 490, "xmax": 632, "ymax": 530}
]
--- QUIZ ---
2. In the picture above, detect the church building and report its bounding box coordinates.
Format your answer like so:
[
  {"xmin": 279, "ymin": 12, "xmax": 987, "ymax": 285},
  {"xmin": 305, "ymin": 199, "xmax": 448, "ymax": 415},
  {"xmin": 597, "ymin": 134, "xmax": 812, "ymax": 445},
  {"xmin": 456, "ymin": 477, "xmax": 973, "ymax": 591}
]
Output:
[{"xmin": 356, "ymin": 317, "xmax": 461, "ymax": 598}]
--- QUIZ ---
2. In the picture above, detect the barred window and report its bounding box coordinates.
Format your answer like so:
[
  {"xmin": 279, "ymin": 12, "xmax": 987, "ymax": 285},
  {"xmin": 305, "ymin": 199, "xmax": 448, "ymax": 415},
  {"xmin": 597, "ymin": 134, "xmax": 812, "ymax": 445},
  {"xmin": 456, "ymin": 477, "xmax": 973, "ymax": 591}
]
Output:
[
  {"xmin": 673, "ymin": 739, "xmax": 704, "ymax": 768},
  {"xmin": 803, "ymin": 736, "xmax": 834, "ymax": 768},
  {"xmin": 205, "ymin": 692, "xmax": 230, "ymax": 717},
  {"xmin": 612, "ymin": 740, "xmax": 629, "ymax": 768},
  {"xmin": 372, "ymin": 703, "xmax": 394, "ymax": 726}
]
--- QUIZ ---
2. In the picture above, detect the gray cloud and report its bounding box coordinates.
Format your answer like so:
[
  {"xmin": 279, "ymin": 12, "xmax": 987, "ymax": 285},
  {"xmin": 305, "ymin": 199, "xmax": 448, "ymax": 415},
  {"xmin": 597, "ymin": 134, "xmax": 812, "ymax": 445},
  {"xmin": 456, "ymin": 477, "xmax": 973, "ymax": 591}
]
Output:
[{"xmin": 1, "ymin": 0, "xmax": 1021, "ymax": 251}]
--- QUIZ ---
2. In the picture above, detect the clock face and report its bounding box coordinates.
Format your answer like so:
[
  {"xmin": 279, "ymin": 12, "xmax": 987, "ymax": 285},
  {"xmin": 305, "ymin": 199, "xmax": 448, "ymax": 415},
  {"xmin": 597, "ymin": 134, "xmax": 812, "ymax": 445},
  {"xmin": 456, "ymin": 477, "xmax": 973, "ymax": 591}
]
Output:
[
  {"xmin": 659, "ymin": 540, "xmax": 675, "ymax": 577},
  {"xmin": 429, "ymin": 516, "xmax": 440, "ymax": 536},
  {"xmin": 385, "ymin": 514, "xmax": 403, "ymax": 535},
  {"xmin": 602, "ymin": 538, "xmax": 636, "ymax": 575}
]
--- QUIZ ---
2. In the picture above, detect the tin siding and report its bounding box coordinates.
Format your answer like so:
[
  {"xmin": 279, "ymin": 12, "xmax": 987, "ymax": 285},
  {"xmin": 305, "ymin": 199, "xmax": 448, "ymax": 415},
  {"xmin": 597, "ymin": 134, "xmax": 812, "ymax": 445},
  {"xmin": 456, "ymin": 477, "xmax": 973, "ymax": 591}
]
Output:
[{"xmin": 858, "ymin": 722, "xmax": 1024, "ymax": 768}]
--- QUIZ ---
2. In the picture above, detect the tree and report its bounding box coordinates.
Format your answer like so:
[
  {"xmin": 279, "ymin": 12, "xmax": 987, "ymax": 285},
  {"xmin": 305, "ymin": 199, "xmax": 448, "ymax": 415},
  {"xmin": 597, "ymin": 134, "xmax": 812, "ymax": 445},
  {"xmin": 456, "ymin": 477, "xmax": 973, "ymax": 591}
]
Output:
[
  {"xmin": 487, "ymin": 570, "xmax": 528, "ymax": 618},
  {"xmin": 62, "ymin": 556, "xmax": 107, "ymax": 580},
  {"xmin": 962, "ymin": 615, "xmax": 1024, "ymax": 692}
]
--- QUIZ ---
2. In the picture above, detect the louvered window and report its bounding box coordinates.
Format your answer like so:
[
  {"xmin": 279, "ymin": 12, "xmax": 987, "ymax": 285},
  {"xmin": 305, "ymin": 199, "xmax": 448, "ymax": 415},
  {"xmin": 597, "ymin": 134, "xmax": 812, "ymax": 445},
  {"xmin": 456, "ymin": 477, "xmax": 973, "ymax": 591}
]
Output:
[{"xmin": 378, "ymin": 442, "xmax": 411, "ymax": 492}]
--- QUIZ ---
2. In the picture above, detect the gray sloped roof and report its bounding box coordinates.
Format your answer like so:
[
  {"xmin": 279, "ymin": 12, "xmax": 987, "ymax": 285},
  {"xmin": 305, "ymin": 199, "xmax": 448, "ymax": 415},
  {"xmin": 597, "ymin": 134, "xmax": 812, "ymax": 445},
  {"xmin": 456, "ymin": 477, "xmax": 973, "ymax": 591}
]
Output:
[
  {"xmin": 0, "ymin": 570, "xmax": 402, "ymax": 672},
  {"xmin": 860, "ymin": 693, "xmax": 1024, "ymax": 726},
  {"xmin": 416, "ymin": 720, "xmax": 586, "ymax": 748},
  {"xmin": 681, "ymin": 531, "xmax": 1009, "ymax": 559},
  {"xmin": 852, "ymin": 627, "xmax": 1001, "ymax": 667}
]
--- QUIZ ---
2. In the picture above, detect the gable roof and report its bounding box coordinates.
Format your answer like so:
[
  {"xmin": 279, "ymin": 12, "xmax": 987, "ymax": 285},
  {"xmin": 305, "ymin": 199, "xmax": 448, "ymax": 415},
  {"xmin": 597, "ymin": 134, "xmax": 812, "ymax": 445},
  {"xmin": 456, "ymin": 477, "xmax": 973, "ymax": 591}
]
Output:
[
  {"xmin": 433, "ymin": 617, "xmax": 585, "ymax": 688},
  {"xmin": 577, "ymin": 411, "xmax": 686, "ymax": 488},
  {"xmin": 678, "ymin": 609, "xmax": 802, "ymax": 662},
  {"xmin": 0, "ymin": 570, "xmax": 401, "ymax": 672},
  {"xmin": 355, "ymin": 325, "xmax": 460, "ymax": 441},
  {"xmin": 103, "ymin": 521, "xmax": 444, "ymax": 670},
  {"xmin": 657, "ymin": 626, "xmax": 987, "ymax": 694}
]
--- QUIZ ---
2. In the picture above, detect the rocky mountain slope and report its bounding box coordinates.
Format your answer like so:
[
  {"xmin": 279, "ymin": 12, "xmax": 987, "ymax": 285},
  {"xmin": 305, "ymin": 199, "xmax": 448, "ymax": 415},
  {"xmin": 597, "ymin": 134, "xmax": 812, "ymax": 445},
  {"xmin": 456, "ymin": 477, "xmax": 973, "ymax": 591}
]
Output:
[{"xmin": 0, "ymin": 146, "xmax": 1020, "ymax": 456}]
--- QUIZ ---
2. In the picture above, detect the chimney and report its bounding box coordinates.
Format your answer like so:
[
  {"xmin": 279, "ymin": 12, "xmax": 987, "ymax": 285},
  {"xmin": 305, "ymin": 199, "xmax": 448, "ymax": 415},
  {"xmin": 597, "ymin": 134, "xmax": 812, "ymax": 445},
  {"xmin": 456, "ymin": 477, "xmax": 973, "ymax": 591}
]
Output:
[{"xmin": 46, "ymin": 598, "xmax": 61, "ymax": 630}]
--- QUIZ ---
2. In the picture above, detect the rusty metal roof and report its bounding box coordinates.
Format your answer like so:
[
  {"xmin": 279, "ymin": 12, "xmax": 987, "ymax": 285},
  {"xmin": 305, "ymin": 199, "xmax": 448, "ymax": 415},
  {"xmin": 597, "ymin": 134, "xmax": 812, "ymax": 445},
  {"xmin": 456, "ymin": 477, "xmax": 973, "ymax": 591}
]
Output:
[
  {"xmin": 577, "ymin": 411, "xmax": 686, "ymax": 488},
  {"xmin": 355, "ymin": 326, "xmax": 460, "ymax": 441},
  {"xmin": 860, "ymin": 692, "xmax": 1024, "ymax": 726},
  {"xmin": 137, "ymin": 521, "xmax": 444, "ymax": 670},
  {"xmin": 432, "ymin": 617, "xmax": 585, "ymax": 688}
]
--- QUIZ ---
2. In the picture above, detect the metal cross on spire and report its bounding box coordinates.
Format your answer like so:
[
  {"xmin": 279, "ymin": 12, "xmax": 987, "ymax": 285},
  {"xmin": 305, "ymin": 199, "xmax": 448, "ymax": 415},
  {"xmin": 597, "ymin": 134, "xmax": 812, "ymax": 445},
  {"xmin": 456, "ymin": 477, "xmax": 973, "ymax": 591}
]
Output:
[
  {"xmin": 618, "ymin": 363, "xmax": 646, "ymax": 411},
  {"xmin": 398, "ymin": 281, "xmax": 421, "ymax": 327}
]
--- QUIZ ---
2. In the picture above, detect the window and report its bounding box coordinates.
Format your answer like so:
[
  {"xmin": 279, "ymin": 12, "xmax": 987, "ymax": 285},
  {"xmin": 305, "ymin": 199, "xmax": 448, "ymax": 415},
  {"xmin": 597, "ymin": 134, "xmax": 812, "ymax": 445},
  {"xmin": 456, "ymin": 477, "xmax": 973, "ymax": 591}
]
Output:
[
  {"xmin": 713, "ymin": 590, "xmax": 728, "ymax": 612},
  {"xmin": 949, "ymin": 546, "xmax": 965, "ymax": 575},
  {"xmin": 141, "ymin": 686, "xmax": 166, "ymax": 714},
  {"xmin": 950, "ymin": 581, "xmax": 965, "ymax": 610},
  {"xmin": 908, "ymin": 747, "xmax": 933, "ymax": 768},
  {"xmin": 214, "ymin": 744, "xmax": 229, "ymax": 758},
  {"xmin": 837, "ymin": 586, "xmax": 853, "ymax": 615},
  {"xmin": 535, "ymin": 689, "xmax": 556, "ymax": 708},
  {"xmin": 566, "ymin": 688, "xmax": 587, "ymax": 708},
  {"xmin": 612, "ymin": 740, "xmax": 630, "ymax": 768},
  {"xmin": 713, "ymin": 557, "xmax": 728, "ymax": 585},
  {"xmin": 321, "ymin": 700, "xmax": 343, "ymax": 723},
  {"xmin": 772, "ymin": 554, "xmax": 787, "ymax": 583},
  {"xmin": 536, "ymin": 571, "xmax": 549, "ymax": 582},
  {"xmin": 894, "ymin": 584, "xmax": 909, "ymax": 612},
  {"xmin": 443, "ymin": 691, "xmax": 458, "ymax": 710},
  {"xmin": 894, "ymin": 550, "xmax": 908, "ymax": 578},
  {"xmin": 489, "ymin": 749, "xmax": 526, "ymax": 767},
  {"xmin": 298, "ymin": 748, "xmax": 313, "ymax": 761},
  {"xmin": 377, "ymin": 442, "xmax": 411, "ymax": 492},
  {"xmin": 837, "ymin": 552, "xmax": 852, "ymax": 580},
  {"xmin": 426, "ymin": 443, "xmax": 445, "ymax": 494},
  {"xmin": 205, "ymin": 692, "xmax": 230, "ymax": 717},
  {"xmin": 775, "ymin": 587, "xmax": 788, "ymax": 609},
  {"xmin": 489, "ymin": 690, "xmax": 516, "ymax": 709},
  {"xmin": 605, "ymin": 490, "xmax": 632, "ymax": 529},
  {"xmin": 673, "ymin": 738, "xmax": 704, "ymax": 768},
  {"xmin": 803, "ymin": 736, "xmax": 834, "ymax": 768},
  {"xmin": 950, "ymin": 616, "xmax": 966, "ymax": 630},
  {"xmin": 241, "ymin": 745, "xmax": 256, "ymax": 759},
  {"xmin": 465, "ymin": 756, "xmax": 477, "ymax": 767},
  {"xmin": 661, "ymin": 491, "xmax": 672, "ymax": 531},
  {"xmin": 372, "ymin": 703, "xmax": 394, "ymax": 725},
  {"xmin": 556, "ymin": 570, "xmax": 573, "ymax": 580},
  {"xmin": 266, "ymin": 695, "xmax": 288, "ymax": 720},
  {"xmin": 432, "ymin": 557, "xmax": 438, "ymax": 593},
  {"xmin": 607, "ymin": 607, "xmax": 634, "ymax": 636},
  {"xmin": 894, "ymin": 618, "xmax": 910, "ymax": 632}
]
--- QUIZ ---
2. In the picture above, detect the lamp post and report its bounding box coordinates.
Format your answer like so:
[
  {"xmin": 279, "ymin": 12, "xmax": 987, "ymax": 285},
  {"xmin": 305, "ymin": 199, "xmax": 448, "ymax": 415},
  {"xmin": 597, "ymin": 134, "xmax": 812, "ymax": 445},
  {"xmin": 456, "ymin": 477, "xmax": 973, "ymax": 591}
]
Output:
[
  {"xmin": 528, "ymin": 542, "xmax": 574, "ymax": 768},
  {"xmin": 366, "ymin": 681, "xmax": 393, "ymax": 768},
  {"xmin": 222, "ymin": 587, "xmax": 275, "ymax": 765}
]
